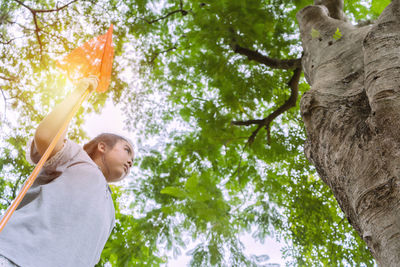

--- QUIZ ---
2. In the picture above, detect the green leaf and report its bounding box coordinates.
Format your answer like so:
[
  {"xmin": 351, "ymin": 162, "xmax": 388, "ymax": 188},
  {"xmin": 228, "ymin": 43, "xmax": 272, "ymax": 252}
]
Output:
[
  {"xmin": 185, "ymin": 173, "xmax": 199, "ymax": 191},
  {"xmin": 179, "ymin": 107, "xmax": 191, "ymax": 122},
  {"xmin": 311, "ymin": 28, "xmax": 320, "ymax": 39},
  {"xmin": 333, "ymin": 27, "xmax": 342, "ymax": 40},
  {"xmin": 371, "ymin": 0, "xmax": 390, "ymax": 16},
  {"xmin": 160, "ymin": 186, "xmax": 188, "ymax": 199}
]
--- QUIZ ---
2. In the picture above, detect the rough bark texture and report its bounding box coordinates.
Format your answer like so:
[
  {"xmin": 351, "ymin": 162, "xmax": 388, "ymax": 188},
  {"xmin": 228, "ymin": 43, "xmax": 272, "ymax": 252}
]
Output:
[{"xmin": 297, "ymin": 0, "xmax": 400, "ymax": 265}]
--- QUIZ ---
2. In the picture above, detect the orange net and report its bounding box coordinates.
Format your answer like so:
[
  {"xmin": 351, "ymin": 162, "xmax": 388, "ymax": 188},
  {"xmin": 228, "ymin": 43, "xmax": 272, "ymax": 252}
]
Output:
[{"xmin": 57, "ymin": 24, "xmax": 114, "ymax": 92}]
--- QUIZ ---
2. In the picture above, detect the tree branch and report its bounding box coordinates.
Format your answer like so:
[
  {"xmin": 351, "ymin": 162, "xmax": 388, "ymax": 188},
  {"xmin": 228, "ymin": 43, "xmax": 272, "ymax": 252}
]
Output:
[
  {"xmin": 32, "ymin": 13, "xmax": 43, "ymax": 55},
  {"xmin": 231, "ymin": 43, "xmax": 301, "ymax": 70},
  {"xmin": 230, "ymin": 119, "xmax": 264, "ymax": 126},
  {"xmin": 232, "ymin": 67, "xmax": 302, "ymax": 144}
]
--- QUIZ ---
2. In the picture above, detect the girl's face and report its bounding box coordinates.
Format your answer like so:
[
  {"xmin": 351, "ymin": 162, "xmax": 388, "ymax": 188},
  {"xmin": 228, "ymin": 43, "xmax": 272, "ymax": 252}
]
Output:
[{"xmin": 98, "ymin": 139, "xmax": 134, "ymax": 182}]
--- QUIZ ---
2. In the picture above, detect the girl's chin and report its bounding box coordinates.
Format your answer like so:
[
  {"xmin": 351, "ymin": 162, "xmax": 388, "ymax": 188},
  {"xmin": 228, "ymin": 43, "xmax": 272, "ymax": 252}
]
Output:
[{"xmin": 109, "ymin": 174, "xmax": 125, "ymax": 182}]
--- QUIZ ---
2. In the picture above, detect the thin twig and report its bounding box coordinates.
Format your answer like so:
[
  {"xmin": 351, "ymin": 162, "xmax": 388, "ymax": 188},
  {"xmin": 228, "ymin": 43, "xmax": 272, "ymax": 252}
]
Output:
[
  {"xmin": 149, "ymin": 46, "xmax": 177, "ymax": 64},
  {"xmin": 0, "ymin": 35, "xmax": 26, "ymax": 45},
  {"xmin": 12, "ymin": 0, "xmax": 35, "ymax": 12},
  {"xmin": 141, "ymin": 2, "xmax": 189, "ymax": 25},
  {"xmin": 9, "ymin": 92, "xmax": 41, "ymax": 120},
  {"xmin": 232, "ymin": 142, "xmax": 249, "ymax": 185},
  {"xmin": 1, "ymin": 88, "xmax": 7, "ymax": 120},
  {"xmin": 141, "ymin": 10, "xmax": 183, "ymax": 24},
  {"xmin": 5, "ymin": 19, "xmax": 34, "ymax": 32},
  {"xmin": 41, "ymin": 28, "xmax": 73, "ymax": 50},
  {"xmin": 0, "ymin": 38, "xmax": 15, "ymax": 45},
  {"xmin": 0, "ymin": 196, "xmax": 11, "ymax": 206},
  {"xmin": 0, "ymin": 75, "xmax": 17, "ymax": 81},
  {"xmin": 12, "ymin": 0, "xmax": 79, "ymax": 13},
  {"xmin": 12, "ymin": 174, "xmax": 25, "ymax": 199}
]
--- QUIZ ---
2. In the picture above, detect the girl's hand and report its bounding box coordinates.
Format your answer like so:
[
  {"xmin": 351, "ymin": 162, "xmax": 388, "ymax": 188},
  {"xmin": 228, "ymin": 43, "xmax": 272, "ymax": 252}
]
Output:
[{"xmin": 77, "ymin": 75, "xmax": 99, "ymax": 93}]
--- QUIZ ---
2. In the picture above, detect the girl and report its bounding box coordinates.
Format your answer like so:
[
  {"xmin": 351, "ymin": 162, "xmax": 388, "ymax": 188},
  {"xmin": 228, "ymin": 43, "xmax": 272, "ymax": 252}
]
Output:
[{"xmin": 0, "ymin": 77, "xmax": 134, "ymax": 266}]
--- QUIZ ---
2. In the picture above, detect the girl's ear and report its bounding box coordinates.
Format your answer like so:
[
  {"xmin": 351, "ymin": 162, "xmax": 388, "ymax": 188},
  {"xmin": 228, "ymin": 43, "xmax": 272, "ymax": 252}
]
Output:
[{"xmin": 97, "ymin": 142, "xmax": 107, "ymax": 154}]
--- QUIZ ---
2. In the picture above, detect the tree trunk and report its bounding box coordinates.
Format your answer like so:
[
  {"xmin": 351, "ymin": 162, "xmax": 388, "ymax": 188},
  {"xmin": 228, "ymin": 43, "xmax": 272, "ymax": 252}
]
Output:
[{"xmin": 297, "ymin": 0, "xmax": 400, "ymax": 265}]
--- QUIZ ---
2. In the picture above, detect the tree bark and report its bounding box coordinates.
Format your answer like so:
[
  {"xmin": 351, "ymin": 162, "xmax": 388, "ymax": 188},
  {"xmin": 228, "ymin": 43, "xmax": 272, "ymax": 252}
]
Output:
[{"xmin": 297, "ymin": 0, "xmax": 400, "ymax": 265}]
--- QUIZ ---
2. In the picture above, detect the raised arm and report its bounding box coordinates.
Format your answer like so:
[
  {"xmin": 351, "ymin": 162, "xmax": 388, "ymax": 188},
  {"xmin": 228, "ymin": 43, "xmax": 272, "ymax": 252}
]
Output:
[{"xmin": 34, "ymin": 77, "xmax": 98, "ymax": 157}]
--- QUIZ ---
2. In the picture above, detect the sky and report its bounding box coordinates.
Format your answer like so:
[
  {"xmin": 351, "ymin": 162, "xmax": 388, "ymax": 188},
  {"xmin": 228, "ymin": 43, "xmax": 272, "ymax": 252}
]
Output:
[{"xmin": 84, "ymin": 100, "xmax": 286, "ymax": 266}]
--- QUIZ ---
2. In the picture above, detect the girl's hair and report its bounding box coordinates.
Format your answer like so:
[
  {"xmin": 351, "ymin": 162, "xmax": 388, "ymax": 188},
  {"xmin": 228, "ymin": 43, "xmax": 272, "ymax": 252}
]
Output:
[{"xmin": 83, "ymin": 133, "xmax": 133, "ymax": 160}]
